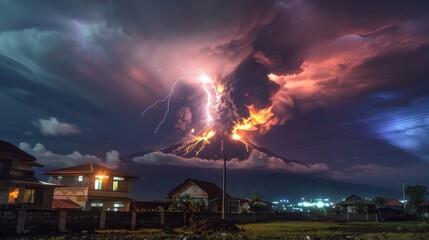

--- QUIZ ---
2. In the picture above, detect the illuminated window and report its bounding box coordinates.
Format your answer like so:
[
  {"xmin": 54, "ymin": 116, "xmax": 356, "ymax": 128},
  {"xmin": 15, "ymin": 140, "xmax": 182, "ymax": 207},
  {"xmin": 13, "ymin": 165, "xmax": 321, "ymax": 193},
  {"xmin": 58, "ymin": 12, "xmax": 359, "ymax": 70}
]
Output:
[
  {"xmin": 95, "ymin": 179, "xmax": 102, "ymax": 190},
  {"xmin": 90, "ymin": 202, "xmax": 103, "ymax": 207},
  {"xmin": 113, "ymin": 176, "xmax": 124, "ymax": 181},
  {"xmin": 114, "ymin": 202, "xmax": 124, "ymax": 208},
  {"xmin": 78, "ymin": 176, "xmax": 83, "ymax": 182},
  {"xmin": 8, "ymin": 188, "xmax": 19, "ymax": 203},
  {"xmin": 57, "ymin": 176, "xmax": 63, "ymax": 182},
  {"xmin": 23, "ymin": 189, "xmax": 35, "ymax": 203},
  {"xmin": 95, "ymin": 175, "xmax": 109, "ymax": 179},
  {"xmin": 113, "ymin": 181, "xmax": 119, "ymax": 191}
]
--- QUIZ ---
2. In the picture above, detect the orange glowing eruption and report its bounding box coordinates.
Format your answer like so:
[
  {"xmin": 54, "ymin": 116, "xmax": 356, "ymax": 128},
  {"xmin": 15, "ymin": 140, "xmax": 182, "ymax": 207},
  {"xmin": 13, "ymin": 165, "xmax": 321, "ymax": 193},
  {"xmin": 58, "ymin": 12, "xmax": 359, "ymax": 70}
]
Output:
[
  {"xmin": 172, "ymin": 71, "xmax": 277, "ymax": 157},
  {"xmin": 231, "ymin": 105, "xmax": 275, "ymax": 140},
  {"xmin": 174, "ymin": 130, "xmax": 216, "ymax": 156}
]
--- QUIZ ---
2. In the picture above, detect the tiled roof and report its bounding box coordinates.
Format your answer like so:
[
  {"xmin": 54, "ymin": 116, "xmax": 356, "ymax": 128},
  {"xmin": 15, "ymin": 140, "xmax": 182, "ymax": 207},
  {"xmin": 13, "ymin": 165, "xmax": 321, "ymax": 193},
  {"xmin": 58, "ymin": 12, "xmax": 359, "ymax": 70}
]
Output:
[
  {"xmin": 168, "ymin": 178, "xmax": 235, "ymax": 200},
  {"xmin": 337, "ymin": 195, "xmax": 376, "ymax": 206},
  {"xmin": 386, "ymin": 198, "xmax": 403, "ymax": 207},
  {"xmin": 42, "ymin": 163, "xmax": 139, "ymax": 179},
  {"xmin": 420, "ymin": 201, "xmax": 429, "ymax": 207},
  {"xmin": 52, "ymin": 198, "xmax": 82, "ymax": 209},
  {"xmin": 0, "ymin": 140, "xmax": 40, "ymax": 164}
]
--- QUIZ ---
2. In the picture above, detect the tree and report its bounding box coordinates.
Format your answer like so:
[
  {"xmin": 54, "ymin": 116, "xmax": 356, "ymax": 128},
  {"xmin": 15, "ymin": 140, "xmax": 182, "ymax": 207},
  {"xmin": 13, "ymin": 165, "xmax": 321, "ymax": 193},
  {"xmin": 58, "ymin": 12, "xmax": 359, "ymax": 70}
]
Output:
[
  {"xmin": 374, "ymin": 196, "xmax": 387, "ymax": 206},
  {"xmin": 190, "ymin": 199, "xmax": 208, "ymax": 213},
  {"xmin": 249, "ymin": 192, "xmax": 265, "ymax": 213},
  {"xmin": 354, "ymin": 201, "xmax": 367, "ymax": 214},
  {"xmin": 405, "ymin": 185, "xmax": 428, "ymax": 213}
]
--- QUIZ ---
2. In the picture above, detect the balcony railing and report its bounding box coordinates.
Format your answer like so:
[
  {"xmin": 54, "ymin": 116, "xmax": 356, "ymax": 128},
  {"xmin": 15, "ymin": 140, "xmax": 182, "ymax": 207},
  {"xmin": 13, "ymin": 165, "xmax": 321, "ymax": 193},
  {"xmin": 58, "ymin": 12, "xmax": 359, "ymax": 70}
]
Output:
[
  {"xmin": 9, "ymin": 168, "xmax": 35, "ymax": 177},
  {"xmin": 47, "ymin": 177, "xmax": 88, "ymax": 187}
]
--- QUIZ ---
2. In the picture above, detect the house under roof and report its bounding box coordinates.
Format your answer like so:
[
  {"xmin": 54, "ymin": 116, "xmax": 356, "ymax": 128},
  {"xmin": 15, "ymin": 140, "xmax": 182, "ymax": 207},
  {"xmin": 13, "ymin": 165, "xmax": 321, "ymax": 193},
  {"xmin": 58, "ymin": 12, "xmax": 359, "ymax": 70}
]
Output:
[
  {"xmin": 1, "ymin": 139, "xmax": 55, "ymax": 209},
  {"xmin": 337, "ymin": 195, "xmax": 376, "ymax": 206},
  {"xmin": 0, "ymin": 140, "xmax": 43, "ymax": 167},
  {"xmin": 420, "ymin": 201, "xmax": 429, "ymax": 207},
  {"xmin": 42, "ymin": 163, "xmax": 139, "ymax": 179},
  {"xmin": 168, "ymin": 178, "xmax": 233, "ymax": 200},
  {"xmin": 386, "ymin": 198, "xmax": 403, "ymax": 207}
]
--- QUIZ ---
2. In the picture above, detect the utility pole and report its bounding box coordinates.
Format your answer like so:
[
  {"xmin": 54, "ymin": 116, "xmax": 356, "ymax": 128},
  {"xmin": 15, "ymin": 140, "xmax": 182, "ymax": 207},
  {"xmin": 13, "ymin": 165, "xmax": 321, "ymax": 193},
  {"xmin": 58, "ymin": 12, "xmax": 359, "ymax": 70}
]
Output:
[
  {"xmin": 402, "ymin": 180, "xmax": 406, "ymax": 218},
  {"xmin": 222, "ymin": 154, "xmax": 227, "ymax": 220}
]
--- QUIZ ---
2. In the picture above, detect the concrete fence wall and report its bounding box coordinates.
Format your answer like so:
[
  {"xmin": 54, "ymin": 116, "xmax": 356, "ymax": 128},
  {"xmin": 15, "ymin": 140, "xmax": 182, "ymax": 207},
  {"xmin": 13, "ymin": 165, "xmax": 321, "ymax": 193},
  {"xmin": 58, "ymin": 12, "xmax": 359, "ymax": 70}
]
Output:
[
  {"xmin": 326, "ymin": 213, "xmax": 378, "ymax": 221},
  {"xmin": 0, "ymin": 209, "xmax": 382, "ymax": 237}
]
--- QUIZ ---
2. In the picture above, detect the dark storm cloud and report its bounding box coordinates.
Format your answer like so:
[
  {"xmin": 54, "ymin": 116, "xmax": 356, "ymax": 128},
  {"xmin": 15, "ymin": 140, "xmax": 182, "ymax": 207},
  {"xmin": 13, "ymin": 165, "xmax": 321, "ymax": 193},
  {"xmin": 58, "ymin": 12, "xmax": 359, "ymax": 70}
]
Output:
[
  {"xmin": 0, "ymin": 55, "xmax": 106, "ymax": 116},
  {"xmin": 102, "ymin": 0, "xmax": 276, "ymax": 39},
  {"xmin": 311, "ymin": 0, "xmax": 429, "ymax": 32},
  {"xmin": 1, "ymin": 0, "xmax": 429, "ymax": 186}
]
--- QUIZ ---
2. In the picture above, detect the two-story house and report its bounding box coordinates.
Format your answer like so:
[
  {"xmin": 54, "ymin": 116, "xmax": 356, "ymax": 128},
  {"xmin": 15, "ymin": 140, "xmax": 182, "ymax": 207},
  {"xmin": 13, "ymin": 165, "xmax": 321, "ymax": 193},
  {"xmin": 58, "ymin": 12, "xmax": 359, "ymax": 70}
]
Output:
[
  {"xmin": 0, "ymin": 140, "xmax": 56, "ymax": 209},
  {"xmin": 42, "ymin": 163, "xmax": 139, "ymax": 211}
]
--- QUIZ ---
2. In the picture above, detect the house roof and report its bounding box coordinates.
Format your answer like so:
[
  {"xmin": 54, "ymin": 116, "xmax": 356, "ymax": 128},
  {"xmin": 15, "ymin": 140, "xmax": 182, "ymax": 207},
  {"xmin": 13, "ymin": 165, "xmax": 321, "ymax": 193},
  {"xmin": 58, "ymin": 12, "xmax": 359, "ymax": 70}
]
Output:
[
  {"xmin": 52, "ymin": 198, "xmax": 82, "ymax": 209},
  {"xmin": 168, "ymin": 178, "xmax": 234, "ymax": 200},
  {"xmin": 242, "ymin": 198, "xmax": 275, "ymax": 206},
  {"xmin": 386, "ymin": 198, "xmax": 403, "ymax": 207},
  {"xmin": 419, "ymin": 201, "xmax": 429, "ymax": 207},
  {"xmin": 337, "ymin": 195, "xmax": 376, "ymax": 206},
  {"xmin": 41, "ymin": 163, "xmax": 139, "ymax": 179},
  {"xmin": 0, "ymin": 140, "xmax": 41, "ymax": 166}
]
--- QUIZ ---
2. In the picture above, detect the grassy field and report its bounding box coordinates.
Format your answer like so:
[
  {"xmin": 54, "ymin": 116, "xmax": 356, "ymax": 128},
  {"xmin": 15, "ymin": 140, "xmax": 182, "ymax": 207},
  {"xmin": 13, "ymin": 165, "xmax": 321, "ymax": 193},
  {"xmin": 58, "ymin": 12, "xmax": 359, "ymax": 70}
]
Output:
[
  {"xmin": 5, "ymin": 221, "xmax": 429, "ymax": 240},
  {"xmin": 238, "ymin": 221, "xmax": 429, "ymax": 239}
]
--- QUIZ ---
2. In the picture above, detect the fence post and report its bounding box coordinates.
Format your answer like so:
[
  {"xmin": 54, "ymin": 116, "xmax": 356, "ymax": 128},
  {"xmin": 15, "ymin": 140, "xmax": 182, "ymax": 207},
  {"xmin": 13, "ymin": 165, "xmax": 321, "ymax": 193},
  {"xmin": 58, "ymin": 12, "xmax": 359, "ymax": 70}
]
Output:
[
  {"xmin": 346, "ymin": 213, "xmax": 349, "ymax": 221},
  {"xmin": 160, "ymin": 211, "xmax": 165, "ymax": 226},
  {"xmin": 183, "ymin": 212, "xmax": 187, "ymax": 226},
  {"xmin": 58, "ymin": 210, "xmax": 67, "ymax": 232},
  {"xmin": 131, "ymin": 211, "xmax": 136, "ymax": 230},
  {"xmin": 99, "ymin": 211, "xmax": 106, "ymax": 229},
  {"xmin": 16, "ymin": 209, "xmax": 26, "ymax": 234}
]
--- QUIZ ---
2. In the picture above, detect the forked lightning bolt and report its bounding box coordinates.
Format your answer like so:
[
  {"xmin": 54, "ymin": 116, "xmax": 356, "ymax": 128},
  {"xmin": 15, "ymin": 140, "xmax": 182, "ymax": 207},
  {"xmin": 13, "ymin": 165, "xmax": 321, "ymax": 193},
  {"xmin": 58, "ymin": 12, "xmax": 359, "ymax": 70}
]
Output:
[
  {"xmin": 200, "ymin": 73, "xmax": 214, "ymax": 126},
  {"xmin": 141, "ymin": 76, "xmax": 185, "ymax": 133},
  {"xmin": 142, "ymin": 66, "xmax": 216, "ymax": 133}
]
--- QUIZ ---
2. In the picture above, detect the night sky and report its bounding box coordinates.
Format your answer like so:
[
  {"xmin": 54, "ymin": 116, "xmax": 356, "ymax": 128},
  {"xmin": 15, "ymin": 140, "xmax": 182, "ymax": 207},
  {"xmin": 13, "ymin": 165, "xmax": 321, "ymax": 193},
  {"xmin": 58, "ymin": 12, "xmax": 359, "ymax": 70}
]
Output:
[{"xmin": 1, "ymin": 0, "xmax": 429, "ymax": 196}]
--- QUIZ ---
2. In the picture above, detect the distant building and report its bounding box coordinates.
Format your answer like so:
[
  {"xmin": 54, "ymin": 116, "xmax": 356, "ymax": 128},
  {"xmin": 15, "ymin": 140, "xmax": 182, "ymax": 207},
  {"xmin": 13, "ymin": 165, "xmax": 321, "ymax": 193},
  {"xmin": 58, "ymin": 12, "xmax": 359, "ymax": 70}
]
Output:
[
  {"xmin": 0, "ymin": 140, "xmax": 56, "ymax": 209},
  {"xmin": 42, "ymin": 163, "xmax": 139, "ymax": 211},
  {"xmin": 376, "ymin": 198, "xmax": 404, "ymax": 221},
  {"xmin": 336, "ymin": 195, "xmax": 376, "ymax": 214},
  {"xmin": 385, "ymin": 198, "xmax": 404, "ymax": 207},
  {"xmin": 241, "ymin": 198, "xmax": 276, "ymax": 213},
  {"xmin": 419, "ymin": 201, "xmax": 429, "ymax": 218},
  {"xmin": 167, "ymin": 178, "xmax": 241, "ymax": 213}
]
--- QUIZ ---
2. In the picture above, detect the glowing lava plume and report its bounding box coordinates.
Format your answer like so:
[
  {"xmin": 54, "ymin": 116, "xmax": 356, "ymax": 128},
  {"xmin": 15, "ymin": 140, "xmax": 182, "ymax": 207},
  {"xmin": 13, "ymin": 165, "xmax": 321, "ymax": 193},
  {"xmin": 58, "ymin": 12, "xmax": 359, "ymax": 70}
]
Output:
[
  {"xmin": 232, "ymin": 105, "xmax": 275, "ymax": 140},
  {"xmin": 174, "ymin": 130, "xmax": 216, "ymax": 156}
]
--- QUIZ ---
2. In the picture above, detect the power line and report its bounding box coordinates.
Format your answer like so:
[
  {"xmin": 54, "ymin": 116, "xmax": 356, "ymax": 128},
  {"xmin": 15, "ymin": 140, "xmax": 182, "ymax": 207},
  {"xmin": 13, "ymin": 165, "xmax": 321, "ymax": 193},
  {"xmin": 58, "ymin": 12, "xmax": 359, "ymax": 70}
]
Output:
[
  {"xmin": 272, "ymin": 123, "xmax": 429, "ymax": 154},
  {"xmin": 266, "ymin": 111, "xmax": 429, "ymax": 152}
]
